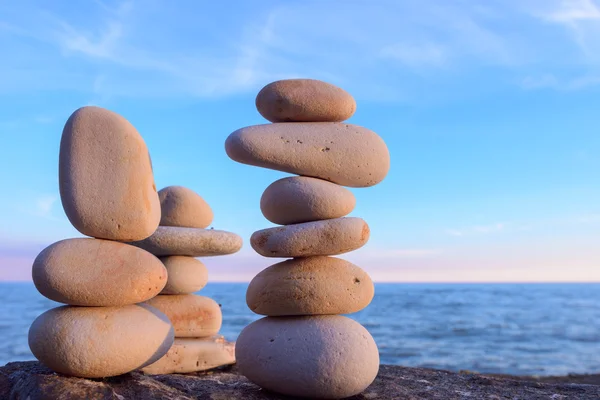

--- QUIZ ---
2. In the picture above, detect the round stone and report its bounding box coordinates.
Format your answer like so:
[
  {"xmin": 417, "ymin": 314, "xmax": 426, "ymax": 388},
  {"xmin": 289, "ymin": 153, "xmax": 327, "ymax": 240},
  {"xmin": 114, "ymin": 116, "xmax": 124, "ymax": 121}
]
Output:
[
  {"xmin": 141, "ymin": 336, "xmax": 235, "ymax": 375},
  {"xmin": 225, "ymin": 122, "xmax": 390, "ymax": 188},
  {"xmin": 160, "ymin": 256, "xmax": 208, "ymax": 295},
  {"xmin": 28, "ymin": 304, "xmax": 174, "ymax": 378},
  {"xmin": 247, "ymin": 256, "xmax": 373, "ymax": 316},
  {"xmin": 158, "ymin": 186, "xmax": 214, "ymax": 229},
  {"xmin": 127, "ymin": 226, "xmax": 243, "ymax": 257},
  {"xmin": 261, "ymin": 176, "xmax": 356, "ymax": 225},
  {"xmin": 236, "ymin": 315, "xmax": 379, "ymax": 398},
  {"xmin": 144, "ymin": 294, "xmax": 222, "ymax": 338},
  {"xmin": 250, "ymin": 217, "xmax": 369, "ymax": 258},
  {"xmin": 59, "ymin": 106, "xmax": 160, "ymax": 241},
  {"xmin": 255, "ymin": 79, "xmax": 356, "ymax": 123},
  {"xmin": 32, "ymin": 238, "xmax": 167, "ymax": 306}
]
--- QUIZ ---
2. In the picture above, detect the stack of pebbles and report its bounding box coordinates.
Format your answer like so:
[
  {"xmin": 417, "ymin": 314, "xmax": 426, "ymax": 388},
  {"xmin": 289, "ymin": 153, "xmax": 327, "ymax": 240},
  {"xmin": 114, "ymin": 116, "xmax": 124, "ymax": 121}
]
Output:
[
  {"xmin": 29, "ymin": 106, "xmax": 174, "ymax": 378},
  {"xmin": 225, "ymin": 79, "xmax": 391, "ymax": 398},
  {"xmin": 127, "ymin": 185, "xmax": 242, "ymax": 374}
]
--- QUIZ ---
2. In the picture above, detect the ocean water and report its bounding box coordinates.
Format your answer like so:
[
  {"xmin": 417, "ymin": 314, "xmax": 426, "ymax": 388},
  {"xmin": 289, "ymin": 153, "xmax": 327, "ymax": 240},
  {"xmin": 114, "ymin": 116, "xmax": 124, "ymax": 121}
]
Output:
[{"xmin": 1, "ymin": 282, "xmax": 599, "ymax": 376}]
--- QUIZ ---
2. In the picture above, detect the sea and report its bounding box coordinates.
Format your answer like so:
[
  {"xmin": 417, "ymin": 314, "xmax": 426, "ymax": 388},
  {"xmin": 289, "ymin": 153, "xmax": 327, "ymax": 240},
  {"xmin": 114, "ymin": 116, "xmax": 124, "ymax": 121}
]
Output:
[{"xmin": 1, "ymin": 282, "xmax": 599, "ymax": 376}]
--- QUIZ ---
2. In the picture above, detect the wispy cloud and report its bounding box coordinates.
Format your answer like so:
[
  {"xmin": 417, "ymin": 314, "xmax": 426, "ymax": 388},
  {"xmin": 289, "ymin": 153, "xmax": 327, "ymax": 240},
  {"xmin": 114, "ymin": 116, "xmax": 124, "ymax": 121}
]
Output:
[{"xmin": 446, "ymin": 222, "xmax": 509, "ymax": 237}]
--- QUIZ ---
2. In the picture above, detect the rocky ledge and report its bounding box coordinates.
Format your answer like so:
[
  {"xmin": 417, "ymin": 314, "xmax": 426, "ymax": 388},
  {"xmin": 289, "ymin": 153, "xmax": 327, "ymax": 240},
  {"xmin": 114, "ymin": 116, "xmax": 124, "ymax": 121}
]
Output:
[{"xmin": 1, "ymin": 361, "xmax": 599, "ymax": 400}]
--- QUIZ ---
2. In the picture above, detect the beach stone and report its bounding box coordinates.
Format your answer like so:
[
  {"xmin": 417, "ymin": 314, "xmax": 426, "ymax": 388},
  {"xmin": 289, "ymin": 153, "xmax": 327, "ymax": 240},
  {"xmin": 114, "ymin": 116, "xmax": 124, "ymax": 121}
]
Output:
[
  {"xmin": 32, "ymin": 238, "xmax": 167, "ymax": 307},
  {"xmin": 251, "ymin": 217, "xmax": 369, "ymax": 258},
  {"xmin": 59, "ymin": 106, "xmax": 160, "ymax": 241},
  {"xmin": 260, "ymin": 176, "xmax": 356, "ymax": 225},
  {"xmin": 141, "ymin": 336, "xmax": 235, "ymax": 375},
  {"xmin": 145, "ymin": 294, "xmax": 222, "ymax": 338},
  {"xmin": 255, "ymin": 79, "xmax": 356, "ymax": 122},
  {"xmin": 236, "ymin": 315, "xmax": 379, "ymax": 399},
  {"xmin": 127, "ymin": 226, "xmax": 243, "ymax": 257},
  {"xmin": 28, "ymin": 304, "xmax": 174, "ymax": 378},
  {"xmin": 158, "ymin": 186, "xmax": 214, "ymax": 229},
  {"xmin": 160, "ymin": 256, "xmax": 208, "ymax": 295},
  {"xmin": 225, "ymin": 123, "xmax": 390, "ymax": 187},
  {"xmin": 247, "ymin": 256, "xmax": 374, "ymax": 316}
]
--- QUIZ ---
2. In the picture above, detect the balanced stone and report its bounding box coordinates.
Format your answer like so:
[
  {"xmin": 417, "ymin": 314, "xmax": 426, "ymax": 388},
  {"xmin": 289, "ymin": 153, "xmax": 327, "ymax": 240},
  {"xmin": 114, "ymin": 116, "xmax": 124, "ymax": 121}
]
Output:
[
  {"xmin": 127, "ymin": 226, "xmax": 243, "ymax": 257},
  {"xmin": 28, "ymin": 304, "xmax": 174, "ymax": 378},
  {"xmin": 145, "ymin": 294, "xmax": 222, "ymax": 338},
  {"xmin": 250, "ymin": 217, "xmax": 369, "ymax": 258},
  {"xmin": 260, "ymin": 176, "xmax": 356, "ymax": 225},
  {"xmin": 159, "ymin": 186, "xmax": 214, "ymax": 229},
  {"xmin": 160, "ymin": 256, "xmax": 208, "ymax": 295},
  {"xmin": 59, "ymin": 106, "xmax": 160, "ymax": 241},
  {"xmin": 246, "ymin": 256, "xmax": 374, "ymax": 316},
  {"xmin": 255, "ymin": 79, "xmax": 356, "ymax": 123},
  {"xmin": 32, "ymin": 238, "xmax": 167, "ymax": 307},
  {"xmin": 236, "ymin": 315, "xmax": 379, "ymax": 399},
  {"xmin": 141, "ymin": 336, "xmax": 235, "ymax": 375},
  {"xmin": 225, "ymin": 123, "xmax": 390, "ymax": 187}
]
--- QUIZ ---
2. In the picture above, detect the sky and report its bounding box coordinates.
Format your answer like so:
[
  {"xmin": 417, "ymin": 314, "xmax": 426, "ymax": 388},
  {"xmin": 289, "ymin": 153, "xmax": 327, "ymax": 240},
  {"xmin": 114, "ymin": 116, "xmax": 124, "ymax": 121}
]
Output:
[{"xmin": 1, "ymin": 0, "xmax": 600, "ymax": 282}]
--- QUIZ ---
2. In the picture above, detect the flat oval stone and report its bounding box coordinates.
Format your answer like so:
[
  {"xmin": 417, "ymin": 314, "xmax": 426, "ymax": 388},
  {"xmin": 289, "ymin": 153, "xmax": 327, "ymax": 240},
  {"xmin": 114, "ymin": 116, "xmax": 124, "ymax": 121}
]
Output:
[
  {"xmin": 141, "ymin": 336, "xmax": 235, "ymax": 375},
  {"xmin": 247, "ymin": 256, "xmax": 373, "ymax": 316},
  {"xmin": 251, "ymin": 217, "xmax": 369, "ymax": 257},
  {"xmin": 159, "ymin": 186, "xmax": 214, "ymax": 229},
  {"xmin": 236, "ymin": 315, "xmax": 379, "ymax": 398},
  {"xmin": 160, "ymin": 256, "xmax": 208, "ymax": 295},
  {"xmin": 261, "ymin": 176, "xmax": 356, "ymax": 225},
  {"xmin": 32, "ymin": 238, "xmax": 167, "ymax": 306},
  {"xmin": 59, "ymin": 106, "xmax": 160, "ymax": 241},
  {"xmin": 28, "ymin": 304, "xmax": 174, "ymax": 378},
  {"xmin": 256, "ymin": 79, "xmax": 356, "ymax": 123},
  {"xmin": 145, "ymin": 294, "xmax": 222, "ymax": 338},
  {"xmin": 225, "ymin": 123, "xmax": 390, "ymax": 188},
  {"xmin": 127, "ymin": 226, "xmax": 243, "ymax": 257}
]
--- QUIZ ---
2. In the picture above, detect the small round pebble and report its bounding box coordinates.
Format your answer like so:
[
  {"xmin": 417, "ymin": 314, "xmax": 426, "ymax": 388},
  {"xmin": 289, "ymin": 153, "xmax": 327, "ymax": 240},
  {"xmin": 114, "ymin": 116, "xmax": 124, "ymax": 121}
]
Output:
[
  {"xmin": 160, "ymin": 256, "xmax": 208, "ymax": 295},
  {"xmin": 158, "ymin": 186, "xmax": 214, "ymax": 229}
]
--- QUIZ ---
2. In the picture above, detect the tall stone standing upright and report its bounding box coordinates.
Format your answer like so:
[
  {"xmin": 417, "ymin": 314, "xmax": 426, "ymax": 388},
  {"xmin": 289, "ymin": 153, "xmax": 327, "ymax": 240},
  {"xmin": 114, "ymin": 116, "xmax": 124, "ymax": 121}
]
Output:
[
  {"xmin": 29, "ymin": 106, "xmax": 174, "ymax": 378},
  {"xmin": 226, "ymin": 79, "xmax": 391, "ymax": 399}
]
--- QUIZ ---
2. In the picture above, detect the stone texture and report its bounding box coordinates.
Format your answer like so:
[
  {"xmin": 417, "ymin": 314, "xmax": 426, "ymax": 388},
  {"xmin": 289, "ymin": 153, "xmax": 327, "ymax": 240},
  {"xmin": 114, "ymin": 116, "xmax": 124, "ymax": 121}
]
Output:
[
  {"xmin": 141, "ymin": 336, "xmax": 235, "ymax": 375},
  {"xmin": 255, "ymin": 79, "xmax": 356, "ymax": 123},
  {"xmin": 28, "ymin": 304, "xmax": 174, "ymax": 379},
  {"xmin": 250, "ymin": 217, "xmax": 369, "ymax": 258},
  {"xmin": 247, "ymin": 256, "xmax": 374, "ymax": 316},
  {"xmin": 225, "ymin": 123, "xmax": 390, "ymax": 187},
  {"xmin": 145, "ymin": 295, "xmax": 222, "ymax": 338},
  {"xmin": 159, "ymin": 256, "xmax": 208, "ymax": 295},
  {"xmin": 59, "ymin": 106, "xmax": 160, "ymax": 241},
  {"xmin": 158, "ymin": 186, "xmax": 214, "ymax": 229},
  {"xmin": 2, "ymin": 362, "xmax": 600, "ymax": 400},
  {"xmin": 127, "ymin": 226, "xmax": 243, "ymax": 257},
  {"xmin": 260, "ymin": 176, "xmax": 356, "ymax": 225},
  {"xmin": 236, "ymin": 315, "xmax": 379, "ymax": 399},
  {"xmin": 32, "ymin": 238, "xmax": 167, "ymax": 306}
]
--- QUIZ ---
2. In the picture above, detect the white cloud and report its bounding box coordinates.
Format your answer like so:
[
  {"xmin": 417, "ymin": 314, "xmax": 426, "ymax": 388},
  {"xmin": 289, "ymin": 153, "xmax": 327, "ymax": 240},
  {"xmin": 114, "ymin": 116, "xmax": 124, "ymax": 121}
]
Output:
[{"xmin": 446, "ymin": 222, "xmax": 509, "ymax": 236}]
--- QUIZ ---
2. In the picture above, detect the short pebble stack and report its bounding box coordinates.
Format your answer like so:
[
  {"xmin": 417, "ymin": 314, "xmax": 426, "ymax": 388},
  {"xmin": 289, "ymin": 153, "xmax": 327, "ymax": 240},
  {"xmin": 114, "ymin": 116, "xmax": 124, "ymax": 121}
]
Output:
[
  {"xmin": 29, "ymin": 106, "xmax": 174, "ymax": 378},
  {"xmin": 128, "ymin": 185, "xmax": 243, "ymax": 374},
  {"xmin": 226, "ymin": 79, "xmax": 390, "ymax": 399}
]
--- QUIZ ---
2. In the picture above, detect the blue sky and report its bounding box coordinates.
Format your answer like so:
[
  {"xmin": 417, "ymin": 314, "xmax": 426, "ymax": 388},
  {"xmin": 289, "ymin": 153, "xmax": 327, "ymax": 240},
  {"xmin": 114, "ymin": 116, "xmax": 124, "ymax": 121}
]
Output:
[{"xmin": 1, "ymin": 0, "xmax": 600, "ymax": 282}]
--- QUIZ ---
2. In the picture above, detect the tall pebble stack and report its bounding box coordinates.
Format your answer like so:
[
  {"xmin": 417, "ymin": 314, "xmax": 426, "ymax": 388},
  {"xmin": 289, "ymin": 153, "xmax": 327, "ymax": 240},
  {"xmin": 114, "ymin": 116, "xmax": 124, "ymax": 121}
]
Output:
[
  {"xmin": 225, "ymin": 79, "xmax": 391, "ymax": 399},
  {"xmin": 29, "ymin": 106, "xmax": 174, "ymax": 378}
]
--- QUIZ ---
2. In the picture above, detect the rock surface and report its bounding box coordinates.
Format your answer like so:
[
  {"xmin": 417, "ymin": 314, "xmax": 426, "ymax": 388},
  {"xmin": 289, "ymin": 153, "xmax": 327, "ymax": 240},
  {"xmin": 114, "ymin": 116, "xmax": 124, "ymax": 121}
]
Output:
[
  {"xmin": 247, "ymin": 256, "xmax": 374, "ymax": 316},
  {"xmin": 28, "ymin": 304, "xmax": 174, "ymax": 378},
  {"xmin": 127, "ymin": 226, "xmax": 243, "ymax": 257},
  {"xmin": 59, "ymin": 106, "xmax": 160, "ymax": 241},
  {"xmin": 158, "ymin": 186, "xmax": 214, "ymax": 229},
  {"xmin": 225, "ymin": 123, "xmax": 390, "ymax": 187},
  {"xmin": 145, "ymin": 295, "xmax": 222, "ymax": 338},
  {"xmin": 255, "ymin": 79, "xmax": 356, "ymax": 123},
  {"xmin": 2, "ymin": 361, "xmax": 600, "ymax": 400},
  {"xmin": 141, "ymin": 336, "xmax": 235, "ymax": 375},
  {"xmin": 260, "ymin": 176, "xmax": 356, "ymax": 225},
  {"xmin": 159, "ymin": 256, "xmax": 208, "ymax": 295},
  {"xmin": 250, "ymin": 217, "xmax": 369, "ymax": 258},
  {"xmin": 236, "ymin": 315, "xmax": 379, "ymax": 398},
  {"xmin": 32, "ymin": 238, "xmax": 167, "ymax": 306}
]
